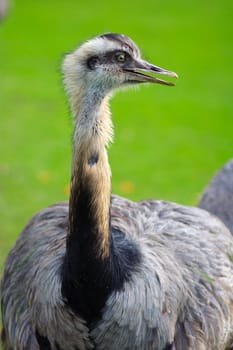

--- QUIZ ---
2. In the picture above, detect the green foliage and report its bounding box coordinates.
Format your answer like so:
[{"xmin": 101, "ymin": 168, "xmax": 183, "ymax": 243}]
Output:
[{"xmin": 0, "ymin": 0, "xmax": 233, "ymax": 332}]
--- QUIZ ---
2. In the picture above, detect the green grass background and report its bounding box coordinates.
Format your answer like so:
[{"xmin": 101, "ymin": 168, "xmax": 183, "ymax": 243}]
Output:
[{"xmin": 0, "ymin": 0, "xmax": 233, "ymax": 337}]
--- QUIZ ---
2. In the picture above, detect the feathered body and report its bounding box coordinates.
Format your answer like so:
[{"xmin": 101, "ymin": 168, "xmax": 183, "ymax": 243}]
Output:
[
  {"xmin": 2, "ymin": 34, "xmax": 233, "ymax": 350},
  {"xmin": 1, "ymin": 203, "xmax": 92, "ymax": 350},
  {"xmin": 199, "ymin": 159, "xmax": 233, "ymax": 234},
  {"xmin": 2, "ymin": 198, "xmax": 233, "ymax": 349}
]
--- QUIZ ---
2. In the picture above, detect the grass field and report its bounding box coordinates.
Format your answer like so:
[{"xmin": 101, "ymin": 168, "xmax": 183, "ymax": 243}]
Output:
[{"xmin": 0, "ymin": 0, "xmax": 233, "ymax": 341}]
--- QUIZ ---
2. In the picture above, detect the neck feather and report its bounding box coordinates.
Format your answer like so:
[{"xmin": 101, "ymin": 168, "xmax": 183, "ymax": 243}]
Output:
[
  {"xmin": 67, "ymin": 88, "xmax": 113, "ymax": 259},
  {"xmin": 62, "ymin": 83, "xmax": 141, "ymax": 323}
]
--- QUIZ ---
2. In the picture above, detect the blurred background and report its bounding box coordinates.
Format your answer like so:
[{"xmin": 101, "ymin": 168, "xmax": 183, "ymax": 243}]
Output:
[{"xmin": 0, "ymin": 0, "xmax": 233, "ymax": 281}]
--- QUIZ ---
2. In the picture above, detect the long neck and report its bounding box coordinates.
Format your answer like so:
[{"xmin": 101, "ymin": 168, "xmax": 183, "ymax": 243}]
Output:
[
  {"xmin": 67, "ymin": 88, "xmax": 113, "ymax": 260},
  {"xmin": 62, "ymin": 87, "xmax": 115, "ymax": 321},
  {"xmin": 62, "ymin": 85, "xmax": 141, "ymax": 323}
]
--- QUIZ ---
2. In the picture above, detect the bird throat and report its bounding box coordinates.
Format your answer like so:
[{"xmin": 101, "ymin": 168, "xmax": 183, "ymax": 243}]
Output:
[
  {"xmin": 67, "ymin": 91, "xmax": 113, "ymax": 260},
  {"xmin": 61, "ymin": 91, "xmax": 115, "ymax": 322},
  {"xmin": 62, "ymin": 86, "xmax": 141, "ymax": 325}
]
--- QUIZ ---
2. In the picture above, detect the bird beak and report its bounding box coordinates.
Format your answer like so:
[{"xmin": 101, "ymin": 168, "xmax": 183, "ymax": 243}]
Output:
[{"xmin": 124, "ymin": 59, "xmax": 178, "ymax": 86}]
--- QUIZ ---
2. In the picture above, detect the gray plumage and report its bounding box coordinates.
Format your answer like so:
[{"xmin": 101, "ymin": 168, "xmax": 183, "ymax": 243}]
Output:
[
  {"xmin": 92, "ymin": 197, "xmax": 233, "ymax": 350},
  {"xmin": 1, "ymin": 34, "xmax": 233, "ymax": 350},
  {"xmin": 199, "ymin": 159, "xmax": 233, "ymax": 234},
  {"xmin": 1, "ymin": 203, "xmax": 93, "ymax": 350},
  {"xmin": 2, "ymin": 197, "xmax": 233, "ymax": 349}
]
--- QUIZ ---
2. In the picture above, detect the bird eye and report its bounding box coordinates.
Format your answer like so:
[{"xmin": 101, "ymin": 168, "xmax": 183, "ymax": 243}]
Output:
[{"xmin": 115, "ymin": 52, "xmax": 126, "ymax": 63}]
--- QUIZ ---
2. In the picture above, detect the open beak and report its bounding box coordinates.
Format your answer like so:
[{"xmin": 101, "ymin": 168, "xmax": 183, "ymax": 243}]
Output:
[{"xmin": 124, "ymin": 59, "xmax": 178, "ymax": 86}]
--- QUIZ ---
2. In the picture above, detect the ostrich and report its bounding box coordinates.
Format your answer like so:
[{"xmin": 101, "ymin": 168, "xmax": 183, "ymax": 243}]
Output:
[
  {"xmin": 2, "ymin": 33, "xmax": 233, "ymax": 350},
  {"xmin": 199, "ymin": 159, "xmax": 233, "ymax": 234}
]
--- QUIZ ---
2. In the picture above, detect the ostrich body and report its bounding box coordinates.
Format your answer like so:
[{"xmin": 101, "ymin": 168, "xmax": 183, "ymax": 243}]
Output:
[
  {"xmin": 2, "ymin": 33, "xmax": 233, "ymax": 350},
  {"xmin": 199, "ymin": 159, "xmax": 233, "ymax": 234}
]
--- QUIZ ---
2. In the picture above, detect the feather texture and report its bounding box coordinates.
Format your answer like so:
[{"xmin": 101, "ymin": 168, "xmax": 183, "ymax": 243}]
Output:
[
  {"xmin": 1, "ymin": 203, "xmax": 93, "ymax": 350},
  {"xmin": 199, "ymin": 159, "xmax": 233, "ymax": 234},
  {"xmin": 2, "ymin": 197, "xmax": 233, "ymax": 349}
]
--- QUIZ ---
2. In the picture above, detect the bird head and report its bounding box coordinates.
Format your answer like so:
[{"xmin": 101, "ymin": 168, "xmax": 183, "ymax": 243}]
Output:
[{"xmin": 63, "ymin": 33, "xmax": 178, "ymax": 98}]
